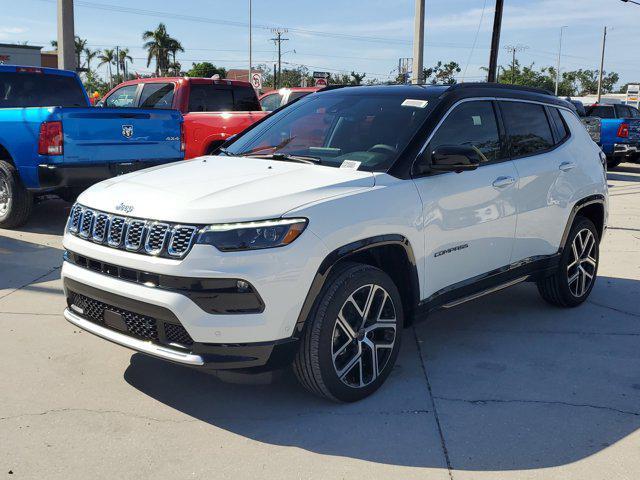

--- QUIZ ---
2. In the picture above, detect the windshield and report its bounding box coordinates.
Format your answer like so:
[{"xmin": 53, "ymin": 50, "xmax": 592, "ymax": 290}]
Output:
[{"xmin": 225, "ymin": 93, "xmax": 434, "ymax": 171}]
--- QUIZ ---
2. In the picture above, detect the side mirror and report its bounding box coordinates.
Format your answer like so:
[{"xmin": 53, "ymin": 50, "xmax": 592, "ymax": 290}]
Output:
[
  {"xmin": 95, "ymin": 100, "xmax": 104, "ymax": 108},
  {"xmin": 430, "ymin": 145, "xmax": 481, "ymax": 173}
]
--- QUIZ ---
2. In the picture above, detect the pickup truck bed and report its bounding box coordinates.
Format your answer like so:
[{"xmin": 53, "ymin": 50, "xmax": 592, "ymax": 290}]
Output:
[
  {"xmin": 101, "ymin": 77, "xmax": 268, "ymax": 159},
  {"xmin": 585, "ymin": 103, "xmax": 640, "ymax": 168},
  {"xmin": 0, "ymin": 65, "xmax": 183, "ymax": 228}
]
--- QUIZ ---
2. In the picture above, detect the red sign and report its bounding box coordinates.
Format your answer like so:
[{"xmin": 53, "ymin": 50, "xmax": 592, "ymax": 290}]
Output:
[{"xmin": 315, "ymin": 77, "xmax": 328, "ymax": 87}]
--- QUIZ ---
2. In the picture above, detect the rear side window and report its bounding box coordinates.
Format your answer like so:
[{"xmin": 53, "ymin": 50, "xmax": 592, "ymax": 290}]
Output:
[
  {"xmin": 501, "ymin": 102, "xmax": 554, "ymax": 157},
  {"xmin": 139, "ymin": 83, "xmax": 174, "ymax": 109},
  {"xmin": 105, "ymin": 85, "xmax": 138, "ymax": 108},
  {"xmin": 233, "ymin": 86, "xmax": 261, "ymax": 111},
  {"xmin": 628, "ymin": 106, "xmax": 640, "ymax": 118},
  {"xmin": 288, "ymin": 91, "xmax": 311, "ymax": 103},
  {"xmin": 0, "ymin": 72, "xmax": 86, "ymax": 108},
  {"xmin": 548, "ymin": 107, "xmax": 569, "ymax": 142},
  {"xmin": 260, "ymin": 92, "xmax": 282, "ymax": 111},
  {"xmin": 188, "ymin": 84, "xmax": 260, "ymax": 112},
  {"xmin": 428, "ymin": 100, "xmax": 502, "ymax": 163},
  {"xmin": 585, "ymin": 105, "xmax": 615, "ymax": 119}
]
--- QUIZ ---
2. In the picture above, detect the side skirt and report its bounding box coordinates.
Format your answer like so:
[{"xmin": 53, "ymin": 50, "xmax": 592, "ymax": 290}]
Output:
[{"xmin": 414, "ymin": 253, "xmax": 561, "ymax": 320}]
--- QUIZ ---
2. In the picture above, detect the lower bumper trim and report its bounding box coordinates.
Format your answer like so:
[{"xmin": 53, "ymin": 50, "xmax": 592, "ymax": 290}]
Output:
[{"xmin": 64, "ymin": 308, "xmax": 205, "ymax": 366}]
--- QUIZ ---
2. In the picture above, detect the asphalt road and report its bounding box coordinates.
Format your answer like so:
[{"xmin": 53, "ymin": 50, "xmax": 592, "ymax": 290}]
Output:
[{"xmin": 1, "ymin": 164, "xmax": 639, "ymax": 479}]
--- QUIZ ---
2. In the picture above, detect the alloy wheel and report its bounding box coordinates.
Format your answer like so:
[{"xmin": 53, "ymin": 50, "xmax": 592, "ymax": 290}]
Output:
[
  {"xmin": 567, "ymin": 228, "xmax": 597, "ymax": 297},
  {"xmin": 0, "ymin": 177, "xmax": 9, "ymax": 216},
  {"xmin": 331, "ymin": 284, "xmax": 397, "ymax": 388}
]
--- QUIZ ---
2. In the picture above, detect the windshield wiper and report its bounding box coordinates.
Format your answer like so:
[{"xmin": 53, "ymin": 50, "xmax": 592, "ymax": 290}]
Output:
[
  {"xmin": 247, "ymin": 153, "xmax": 321, "ymax": 164},
  {"xmin": 218, "ymin": 148, "xmax": 237, "ymax": 156}
]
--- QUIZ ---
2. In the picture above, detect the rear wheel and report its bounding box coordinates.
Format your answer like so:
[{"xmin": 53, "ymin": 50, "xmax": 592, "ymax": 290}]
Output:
[
  {"xmin": 293, "ymin": 262, "xmax": 403, "ymax": 402},
  {"xmin": 607, "ymin": 157, "xmax": 622, "ymax": 169},
  {"xmin": 0, "ymin": 160, "xmax": 32, "ymax": 229},
  {"xmin": 537, "ymin": 216, "xmax": 599, "ymax": 307}
]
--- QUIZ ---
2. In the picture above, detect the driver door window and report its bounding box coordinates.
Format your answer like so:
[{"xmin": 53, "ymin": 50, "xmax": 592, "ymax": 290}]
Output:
[
  {"xmin": 104, "ymin": 85, "xmax": 138, "ymax": 108},
  {"xmin": 427, "ymin": 100, "xmax": 503, "ymax": 163}
]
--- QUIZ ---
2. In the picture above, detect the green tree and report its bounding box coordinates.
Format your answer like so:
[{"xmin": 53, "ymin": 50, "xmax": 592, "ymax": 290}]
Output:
[
  {"xmin": 83, "ymin": 47, "xmax": 100, "ymax": 72},
  {"xmin": 83, "ymin": 70, "xmax": 109, "ymax": 97},
  {"xmin": 186, "ymin": 62, "xmax": 226, "ymax": 78},
  {"xmin": 98, "ymin": 48, "xmax": 116, "ymax": 88},
  {"xmin": 423, "ymin": 61, "xmax": 461, "ymax": 85},
  {"xmin": 350, "ymin": 71, "xmax": 366, "ymax": 85},
  {"xmin": 50, "ymin": 36, "xmax": 88, "ymax": 69},
  {"xmin": 143, "ymin": 23, "xmax": 182, "ymax": 76},
  {"xmin": 117, "ymin": 48, "xmax": 133, "ymax": 78}
]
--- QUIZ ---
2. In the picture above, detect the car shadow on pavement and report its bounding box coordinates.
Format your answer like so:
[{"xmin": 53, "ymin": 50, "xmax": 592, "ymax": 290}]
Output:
[
  {"xmin": 608, "ymin": 163, "xmax": 640, "ymax": 183},
  {"xmin": 1, "ymin": 198, "xmax": 71, "ymax": 235},
  {"xmin": 124, "ymin": 276, "xmax": 640, "ymax": 471}
]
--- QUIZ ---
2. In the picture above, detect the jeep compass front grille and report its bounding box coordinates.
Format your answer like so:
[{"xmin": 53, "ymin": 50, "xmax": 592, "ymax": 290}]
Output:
[{"xmin": 66, "ymin": 204, "xmax": 200, "ymax": 258}]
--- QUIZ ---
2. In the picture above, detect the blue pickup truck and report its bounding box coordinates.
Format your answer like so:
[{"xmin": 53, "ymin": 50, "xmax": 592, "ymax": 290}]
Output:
[
  {"xmin": 584, "ymin": 103, "xmax": 640, "ymax": 169},
  {"xmin": 0, "ymin": 65, "xmax": 184, "ymax": 227}
]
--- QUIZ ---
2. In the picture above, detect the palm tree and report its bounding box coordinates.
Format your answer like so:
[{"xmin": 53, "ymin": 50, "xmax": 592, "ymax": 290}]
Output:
[
  {"xmin": 74, "ymin": 37, "xmax": 88, "ymax": 69},
  {"xmin": 84, "ymin": 47, "xmax": 100, "ymax": 72},
  {"xmin": 118, "ymin": 48, "xmax": 133, "ymax": 78},
  {"xmin": 98, "ymin": 48, "xmax": 116, "ymax": 88},
  {"xmin": 142, "ymin": 23, "xmax": 182, "ymax": 76}
]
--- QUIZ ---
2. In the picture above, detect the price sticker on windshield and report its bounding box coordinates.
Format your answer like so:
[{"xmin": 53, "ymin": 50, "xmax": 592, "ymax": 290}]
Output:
[
  {"xmin": 402, "ymin": 99, "xmax": 429, "ymax": 108},
  {"xmin": 340, "ymin": 160, "xmax": 361, "ymax": 170}
]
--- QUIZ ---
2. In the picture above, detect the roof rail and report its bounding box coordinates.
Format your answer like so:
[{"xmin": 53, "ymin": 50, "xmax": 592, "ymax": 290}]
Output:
[{"xmin": 447, "ymin": 82, "xmax": 554, "ymax": 96}]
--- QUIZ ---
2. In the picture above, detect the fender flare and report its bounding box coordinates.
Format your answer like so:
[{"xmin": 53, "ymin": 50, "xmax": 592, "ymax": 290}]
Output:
[
  {"xmin": 293, "ymin": 234, "xmax": 420, "ymax": 335},
  {"xmin": 559, "ymin": 194, "xmax": 606, "ymax": 249}
]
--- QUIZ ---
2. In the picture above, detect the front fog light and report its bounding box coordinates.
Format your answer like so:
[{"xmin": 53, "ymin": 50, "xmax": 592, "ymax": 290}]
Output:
[{"xmin": 196, "ymin": 218, "xmax": 308, "ymax": 252}]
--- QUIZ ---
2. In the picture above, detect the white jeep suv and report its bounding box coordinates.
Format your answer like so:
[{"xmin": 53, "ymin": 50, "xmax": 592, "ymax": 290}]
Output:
[{"xmin": 62, "ymin": 84, "xmax": 608, "ymax": 402}]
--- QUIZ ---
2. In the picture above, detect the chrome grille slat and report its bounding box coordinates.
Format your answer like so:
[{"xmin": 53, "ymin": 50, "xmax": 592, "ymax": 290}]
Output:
[
  {"xmin": 107, "ymin": 216, "xmax": 126, "ymax": 247},
  {"xmin": 144, "ymin": 223, "xmax": 170, "ymax": 256},
  {"xmin": 92, "ymin": 214, "xmax": 110, "ymax": 243},
  {"xmin": 79, "ymin": 209, "xmax": 94, "ymax": 238},
  {"xmin": 125, "ymin": 220, "xmax": 147, "ymax": 251},
  {"xmin": 167, "ymin": 226, "xmax": 198, "ymax": 258},
  {"xmin": 67, "ymin": 203, "xmax": 200, "ymax": 258}
]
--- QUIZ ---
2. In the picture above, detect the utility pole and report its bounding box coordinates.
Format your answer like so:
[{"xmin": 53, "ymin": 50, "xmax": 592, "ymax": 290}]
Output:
[
  {"xmin": 504, "ymin": 45, "xmax": 528, "ymax": 84},
  {"xmin": 487, "ymin": 0, "xmax": 504, "ymax": 82},
  {"xmin": 115, "ymin": 45, "xmax": 120, "ymax": 80},
  {"xmin": 57, "ymin": 0, "xmax": 76, "ymax": 71},
  {"xmin": 411, "ymin": 0, "xmax": 425, "ymax": 84},
  {"xmin": 597, "ymin": 26, "xmax": 607, "ymax": 102},
  {"xmin": 249, "ymin": 0, "xmax": 252, "ymax": 82},
  {"xmin": 555, "ymin": 26, "xmax": 568, "ymax": 96},
  {"xmin": 270, "ymin": 28, "xmax": 288, "ymax": 89}
]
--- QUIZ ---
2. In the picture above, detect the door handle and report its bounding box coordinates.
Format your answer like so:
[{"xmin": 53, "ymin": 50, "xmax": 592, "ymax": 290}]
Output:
[
  {"xmin": 559, "ymin": 161, "xmax": 577, "ymax": 171},
  {"xmin": 492, "ymin": 176, "xmax": 516, "ymax": 188}
]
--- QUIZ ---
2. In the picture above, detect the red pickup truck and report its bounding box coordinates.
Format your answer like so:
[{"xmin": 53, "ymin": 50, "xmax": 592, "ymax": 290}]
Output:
[{"xmin": 100, "ymin": 77, "xmax": 268, "ymax": 159}]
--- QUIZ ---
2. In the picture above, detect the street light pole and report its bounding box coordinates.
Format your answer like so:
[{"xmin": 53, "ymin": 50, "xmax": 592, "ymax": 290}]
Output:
[
  {"xmin": 555, "ymin": 26, "xmax": 568, "ymax": 96},
  {"xmin": 597, "ymin": 26, "xmax": 607, "ymax": 102},
  {"xmin": 411, "ymin": 0, "xmax": 425, "ymax": 84},
  {"xmin": 57, "ymin": 0, "xmax": 76, "ymax": 71},
  {"xmin": 487, "ymin": 0, "xmax": 504, "ymax": 82}
]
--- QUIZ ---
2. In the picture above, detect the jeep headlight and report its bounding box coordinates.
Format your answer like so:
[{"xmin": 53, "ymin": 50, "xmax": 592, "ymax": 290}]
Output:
[{"xmin": 196, "ymin": 218, "xmax": 308, "ymax": 252}]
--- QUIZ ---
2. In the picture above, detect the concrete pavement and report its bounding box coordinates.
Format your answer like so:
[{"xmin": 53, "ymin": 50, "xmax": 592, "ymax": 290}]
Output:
[{"xmin": 1, "ymin": 164, "xmax": 639, "ymax": 479}]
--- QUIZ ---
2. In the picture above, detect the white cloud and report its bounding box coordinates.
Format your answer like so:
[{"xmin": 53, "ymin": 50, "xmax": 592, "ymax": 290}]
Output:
[{"xmin": 0, "ymin": 27, "xmax": 27, "ymax": 40}]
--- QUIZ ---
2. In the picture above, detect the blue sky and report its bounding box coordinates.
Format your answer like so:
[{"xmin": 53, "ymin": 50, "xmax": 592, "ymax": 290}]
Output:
[{"xmin": 3, "ymin": 0, "xmax": 640, "ymax": 86}]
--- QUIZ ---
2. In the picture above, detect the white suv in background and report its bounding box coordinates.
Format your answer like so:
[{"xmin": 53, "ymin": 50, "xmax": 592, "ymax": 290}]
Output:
[{"xmin": 62, "ymin": 83, "xmax": 608, "ymax": 402}]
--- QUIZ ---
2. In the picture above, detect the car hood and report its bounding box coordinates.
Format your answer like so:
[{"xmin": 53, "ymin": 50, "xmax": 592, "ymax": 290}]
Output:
[{"xmin": 78, "ymin": 156, "xmax": 375, "ymax": 223}]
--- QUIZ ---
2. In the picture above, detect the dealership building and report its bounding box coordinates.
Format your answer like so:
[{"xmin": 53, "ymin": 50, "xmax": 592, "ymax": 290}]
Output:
[{"xmin": 0, "ymin": 43, "xmax": 58, "ymax": 68}]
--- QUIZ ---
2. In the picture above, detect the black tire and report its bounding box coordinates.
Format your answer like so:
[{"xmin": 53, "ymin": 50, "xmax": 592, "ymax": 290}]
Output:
[
  {"xmin": 293, "ymin": 262, "xmax": 403, "ymax": 402},
  {"xmin": 0, "ymin": 160, "xmax": 32, "ymax": 229},
  {"xmin": 607, "ymin": 157, "xmax": 622, "ymax": 169},
  {"xmin": 537, "ymin": 216, "xmax": 599, "ymax": 307}
]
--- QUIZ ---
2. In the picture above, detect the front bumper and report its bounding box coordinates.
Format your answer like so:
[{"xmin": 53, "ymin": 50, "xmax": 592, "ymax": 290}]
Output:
[
  {"xmin": 35, "ymin": 161, "xmax": 177, "ymax": 191},
  {"xmin": 63, "ymin": 276, "xmax": 299, "ymax": 371}
]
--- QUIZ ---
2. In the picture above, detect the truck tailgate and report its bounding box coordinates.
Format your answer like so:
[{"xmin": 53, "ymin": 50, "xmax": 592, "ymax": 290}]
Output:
[
  {"xmin": 627, "ymin": 118, "xmax": 640, "ymax": 143},
  {"xmin": 60, "ymin": 107, "xmax": 183, "ymax": 164}
]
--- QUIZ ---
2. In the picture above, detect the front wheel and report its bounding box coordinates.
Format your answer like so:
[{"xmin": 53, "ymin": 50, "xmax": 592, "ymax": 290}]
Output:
[
  {"xmin": 293, "ymin": 262, "xmax": 403, "ymax": 402},
  {"xmin": 537, "ymin": 216, "xmax": 599, "ymax": 307}
]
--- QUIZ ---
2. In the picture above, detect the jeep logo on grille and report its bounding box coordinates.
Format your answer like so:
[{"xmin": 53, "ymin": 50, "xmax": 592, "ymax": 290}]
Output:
[
  {"xmin": 115, "ymin": 202, "xmax": 134, "ymax": 214},
  {"xmin": 122, "ymin": 125, "xmax": 134, "ymax": 138}
]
